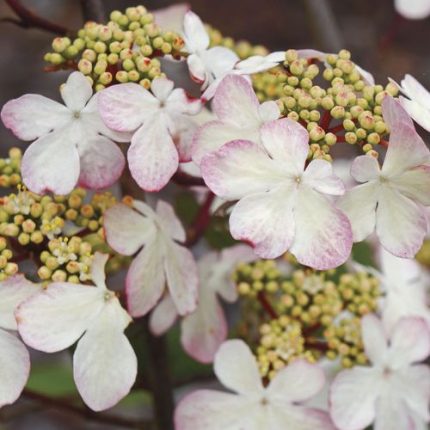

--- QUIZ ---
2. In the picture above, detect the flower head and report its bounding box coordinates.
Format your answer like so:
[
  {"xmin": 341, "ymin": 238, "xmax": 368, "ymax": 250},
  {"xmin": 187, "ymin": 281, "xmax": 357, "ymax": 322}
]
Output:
[
  {"xmin": 16, "ymin": 253, "xmax": 137, "ymax": 411},
  {"xmin": 1, "ymin": 72, "xmax": 129, "ymax": 195},
  {"xmin": 395, "ymin": 0, "xmax": 430, "ymax": 19}
]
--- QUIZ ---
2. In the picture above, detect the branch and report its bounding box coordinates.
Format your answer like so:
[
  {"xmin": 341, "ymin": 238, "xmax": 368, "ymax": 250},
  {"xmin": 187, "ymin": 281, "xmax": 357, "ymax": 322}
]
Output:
[
  {"xmin": 80, "ymin": 0, "xmax": 106, "ymax": 23},
  {"xmin": 186, "ymin": 192, "xmax": 215, "ymax": 247},
  {"xmin": 22, "ymin": 389, "xmax": 150, "ymax": 429},
  {"xmin": 172, "ymin": 171, "xmax": 206, "ymax": 187},
  {"xmin": 3, "ymin": 0, "xmax": 71, "ymax": 35}
]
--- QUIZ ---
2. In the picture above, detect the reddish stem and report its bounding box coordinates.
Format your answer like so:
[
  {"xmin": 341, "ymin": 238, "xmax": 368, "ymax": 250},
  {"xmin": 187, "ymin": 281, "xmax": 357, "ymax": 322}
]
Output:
[
  {"xmin": 319, "ymin": 110, "xmax": 332, "ymax": 131},
  {"xmin": 257, "ymin": 292, "xmax": 278, "ymax": 319},
  {"xmin": 327, "ymin": 124, "xmax": 344, "ymax": 134},
  {"xmin": 185, "ymin": 192, "xmax": 215, "ymax": 247},
  {"xmin": 172, "ymin": 171, "xmax": 206, "ymax": 187},
  {"xmin": 380, "ymin": 139, "xmax": 389, "ymax": 148},
  {"xmin": 305, "ymin": 339, "xmax": 329, "ymax": 352}
]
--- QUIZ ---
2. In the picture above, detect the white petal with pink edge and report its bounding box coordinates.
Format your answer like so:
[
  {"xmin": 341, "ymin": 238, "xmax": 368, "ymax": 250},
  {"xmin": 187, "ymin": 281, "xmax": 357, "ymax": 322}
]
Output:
[
  {"xmin": 360, "ymin": 314, "xmax": 388, "ymax": 365},
  {"xmin": 155, "ymin": 200, "xmax": 186, "ymax": 242},
  {"xmin": 350, "ymin": 155, "xmax": 380, "ymax": 183},
  {"xmin": 149, "ymin": 294, "xmax": 178, "ymax": 336},
  {"xmin": 60, "ymin": 71, "xmax": 93, "ymax": 111},
  {"xmin": 303, "ymin": 159, "xmax": 345, "ymax": 196},
  {"xmin": 183, "ymin": 10, "xmax": 209, "ymax": 53}
]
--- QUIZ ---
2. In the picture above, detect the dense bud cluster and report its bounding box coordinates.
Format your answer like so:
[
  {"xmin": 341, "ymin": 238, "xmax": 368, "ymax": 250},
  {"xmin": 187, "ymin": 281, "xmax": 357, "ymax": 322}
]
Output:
[
  {"xmin": 0, "ymin": 236, "xmax": 18, "ymax": 281},
  {"xmin": 0, "ymin": 148, "xmax": 22, "ymax": 188}
]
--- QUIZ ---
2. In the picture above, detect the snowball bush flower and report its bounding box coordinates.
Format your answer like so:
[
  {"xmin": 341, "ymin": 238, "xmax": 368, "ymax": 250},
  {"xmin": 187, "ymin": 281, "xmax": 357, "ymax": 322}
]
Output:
[
  {"xmin": 1, "ymin": 72, "xmax": 129, "ymax": 195},
  {"xmin": 0, "ymin": 276, "xmax": 41, "ymax": 408},
  {"xmin": 192, "ymin": 74, "xmax": 280, "ymax": 165},
  {"xmin": 98, "ymin": 77, "xmax": 201, "ymax": 191},
  {"xmin": 395, "ymin": 0, "xmax": 430, "ymax": 19},
  {"xmin": 103, "ymin": 199, "xmax": 198, "ymax": 317},
  {"xmin": 16, "ymin": 253, "xmax": 137, "ymax": 411},
  {"xmin": 150, "ymin": 245, "xmax": 256, "ymax": 363},
  {"xmin": 330, "ymin": 314, "xmax": 430, "ymax": 430},
  {"xmin": 175, "ymin": 339, "xmax": 335, "ymax": 429},
  {"xmin": 200, "ymin": 118, "xmax": 353, "ymax": 269},
  {"xmin": 339, "ymin": 96, "xmax": 430, "ymax": 258}
]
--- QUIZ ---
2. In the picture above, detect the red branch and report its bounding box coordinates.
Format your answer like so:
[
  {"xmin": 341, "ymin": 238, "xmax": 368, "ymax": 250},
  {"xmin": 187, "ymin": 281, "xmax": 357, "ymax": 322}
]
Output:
[
  {"xmin": 257, "ymin": 292, "xmax": 278, "ymax": 319},
  {"xmin": 327, "ymin": 123, "xmax": 344, "ymax": 134},
  {"xmin": 3, "ymin": 0, "xmax": 71, "ymax": 35},
  {"xmin": 305, "ymin": 339, "xmax": 329, "ymax": 352},
  {"xmin": 186, "ymin": 192, "xmax": 215, "ymax": 246},
  {"xmin": 319, "ymin": 110, "xmax": 332, "ymax": 131},
  {"xmin": 380, "ymin": 139, "xmax": 389, "ymax": 148},
  {"xmin": 172, "ymin": 171, "xmax": 206, "ymax": 187}
]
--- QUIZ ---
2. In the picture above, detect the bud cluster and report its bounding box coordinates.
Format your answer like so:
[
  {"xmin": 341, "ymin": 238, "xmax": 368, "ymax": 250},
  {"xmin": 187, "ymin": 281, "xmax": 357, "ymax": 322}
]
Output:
[
  {"xmin": 0, "ymin": 147, "xmax": 22, "ymax": 188},
  {"xmin": 0, "ymin": 236, "xmax": 18, "ymax": 281}
]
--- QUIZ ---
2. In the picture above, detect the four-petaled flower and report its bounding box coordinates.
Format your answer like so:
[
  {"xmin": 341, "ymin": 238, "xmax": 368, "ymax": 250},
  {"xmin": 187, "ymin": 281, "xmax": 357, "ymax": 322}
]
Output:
[
  {"xmin": 339, "ymin": 96, "xmax": 430, "ymax": 258},
  {"xmin": 175, "ymin": 339, "xmax": 335, "ymax": 429},
  {"xmin": 1, "ymin": 72, "xmax": 129, "ymax": 195},
  {"xmin": 330, "ymin": 314, "xmax": 430, "ymax": 430},
  {"xmin": 16, "ymin": 253, "xmax": 137, "ymax": 411},
  {"xmin": 103, "ymin": 199, "xmax": 198, "ymax": 317},
  {"xmin": 98, "ymin": 77, "xmax": 201, "ymax": 191},
  {"xmin": 200, "ymin": 117, "xmax": 353, "ymax": 269}
]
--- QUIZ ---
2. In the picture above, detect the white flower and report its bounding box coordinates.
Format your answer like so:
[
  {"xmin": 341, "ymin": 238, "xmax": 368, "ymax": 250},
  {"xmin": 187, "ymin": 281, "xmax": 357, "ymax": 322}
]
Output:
[
  {"xmin": 175, "ymin": 339, "xmax": 335, "ymax": 430},
  {"xmin": 200, "ymin": 117, "xmax": 353, "ymax": 269},
  {"xmin": 98, "ymin": 77, "xmax": 201, "ymax": 191},
  {"xmin": 149, "ymin": 245, "xmax": 256, "ymax": 363},
  {"xmin": 330, "ymin": 314, "xmax": 430, "ymax": 430},
  {"xmin": 152, "ymin": 3, "xmax": 188, "ymax": 32},
  {"xmin": 103, "ymin": 199, "xmax": 198, "ymax": 317},
  {"xmin": 192, "ymin": 74, "xmax": 280, "ymax": 165},
  {"xmin": 339, "ymin": 96, "xmax": 430, "ymax": 258},
  {"xmin": 395, "ymin": 0, "xmax": 430, "ymax": 19},
  {"xmin": 234, "ymin": 51, "xmax": 285, "ymax": 75},
  {"xmin": 0, "ymin": 276, "xmax": 40, "ymax": 408},
  {"xmin": 0, "ymin": 72, "xmax": 129, "ymax": 195},
  {"xmin": 16, "ymin": 253, "xmax": 137, "ymax": 411}
]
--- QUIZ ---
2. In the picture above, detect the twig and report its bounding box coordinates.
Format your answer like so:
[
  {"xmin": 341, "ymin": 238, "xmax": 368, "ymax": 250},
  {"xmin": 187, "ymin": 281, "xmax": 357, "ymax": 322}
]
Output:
[
  {"xmin": 80, "ymin": 0, "xmax": 106, "ymax": 23},
  {"xmin": 3, "ymin": 0, "xmax": 71, "ymax": 35},
  {"xmin": 257, "ymin": 292, "xmax": 278, "ymax": 319},
  {"xmin": 185, "ymin": 192, "xmax": 215, "ymax": 247},
  {"xmin": 22, "ymin": 389, "xmax": 149, "ymax": 429}
]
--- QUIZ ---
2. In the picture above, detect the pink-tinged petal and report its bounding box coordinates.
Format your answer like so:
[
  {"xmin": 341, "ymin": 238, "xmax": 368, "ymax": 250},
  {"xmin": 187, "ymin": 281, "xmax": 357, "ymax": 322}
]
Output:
[
  {"xmin": 104, "ymin": 203, "xmax": 154, "ymax": 256},
  {"xmin": 149, "ymin": 294, "xmax": 178, "ymax": 336},
  {"xmin": 98, "ymin": 83, "xmax": 158, "ymax": 132},
  {"xmin": 361, "ymin": 314, "xmax": 388, "ymax": 365},
  {"xmin": 258, "ymin": 101, "xmax": 280, "ymax": 122},
  {"xmin": 401, "ymin": 74, "xmax": 430, "ymax": 107},
  {"xmin": 330, "ymin": 367, "xmax": 380, "ymax": 430},
  {"xmin": 192, "ymin": 120, "xmax": 259, "ymax": 165},
  {"xmin": 125, "ymin": 240, "xmax": 166, "ymax": 318},
  {"xmin": 202, "ymin": 46, "xmax": 239, "ymax": 78},
  {"xmin": 395, "ymin": 0, "xmax": 430, "ymax": 19},
  {"xmin": 229, "ymin": 185, "xmax": 296, "ymax": 259},
  {"xmin": 155, "ymin": 200, "xmax": 186, "ymax": 242},
  {"xmin": 304, "ymin": 159, "xmax": 345, "ymax": 196},
  {"xmin": 291, "ymin": 186, "xmax": 353, "ymax": 270},
  {"xmin": 267, "ymin": 360, "xmax": 325, "ymax": 402},
  {"xmin": 90, "ymin": 253, "xmax": 108, "ymax": 290},
  {"xmin": 200, "ymin": 140, "xmax": 284, "ymax": 200},
  {"xmin": 187, "ymin": 54, "xmax": 207, "ymax": 84},
  {"xmin": 152, "ymin": 3, "xmax": 188, "ymax": 32},
  {"xmin": 235, "ymin": 51, "xmax": 284, "ymax": 74},
  {"xmin": 374, "ymin": 395, "xmax": 414, "ymax": 430},
  {"xmin": 376, "ymin": 187, "xmax": 427, "ymax": 258},
  {"xmin": 22, "ymin": 132, "xmax": 80, "ymax": 195},
  {"xmin": 355, "ymin": 64, "xmax": 375, "ymax": 86},
  {"xmin": 213, "ymin": 75, "xmax": 260, "ymax": 127},
  {"xmin": 388, "ymin": 317, "xmax": 430, "ymax": 368},
  {"xmin": 267, "ymin": 405, "xmax": 335, "ymax": 430},
  {"xmin": 297, "ymin": 49, "xmax": 327, "ymax": 61},
  {"xmin": 214, "ymin": 339, "xmax": 264, "ymax": 395},
  {"xmin": 61, "ymin": 72, "xmax": 93, "ymax": 111},
  {"xmin": 382, "ymin": 95, "xmax": 414, "ymax": 130},
  {"xmin": 181, "ymin": 289, "xmax": 227, "ymax": 363},
  {"xmin": 166, "ymin": 88, "xmax": 202, "ymax": 116},
  {"xmin": 1, "ymin": 95, "xmax": 69, "ymax": 140},
  {"xmin": 77, "ymin": 135, "xmax": 125, "ymax": 190},
  {"xmin": 0, "ymin": 275, "xmax": 40, "ymax": 330},
  {"xmin": 164, "ymin": 242, "xmax": 198, "ymax": 315},
  {"xmin": 183, "ymin": 11, "xmax": 209, "ymax": 52},
  {"xmin": 0, "ymin": 329, "xmax": 30, "ymax": 407},
  {"xmin": 339, "ymin": 183, "xmax": 379, "ymax": 242},
  {"xmin": 128, "ymin": 119, "xmax": 179, "ymax": 192},
  {"xmin": 350, "ymin": 155, "xmax": 380, "ymax": 183},
  {"xmin": 174, "ymin": 389, "xmax": 257, "ymax": 430},
  {"xmin": 399, "ymin": 96, "xmax": 430, "ymax": 132},
  {"xmin": 73, "ymin": 299, "xmax": 136, "ymax": 411},
  {"xmin": 391, "ymin": 165, "xmax": 430, "ymax": 205},
  {"xmin": 16, "ymin": 283, "xmax": 103, "ymax": 352},
  {"xmin": 151, "ymin": 77, "xmax": 174, "ymax": 101},
  {"xmin": 260, "ymin": 118, "xmax": 309, "ymax": 173}
]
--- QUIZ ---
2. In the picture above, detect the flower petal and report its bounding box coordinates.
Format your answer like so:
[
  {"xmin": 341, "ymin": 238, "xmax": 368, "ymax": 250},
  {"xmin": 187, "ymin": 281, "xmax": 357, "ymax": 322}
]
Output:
[
  {"xmin": 104, "ymin": 203, "xmax": 155, "ymax": 256},
  {"xmin": 22, "ymin": 132, "xmax": 80, "ymax": 195},
  {"xmin": 391, "ymin": 165, "xmax": 430, "ymax": 206},
  {"xmin": 374, "ymin": 394, "xmax": 414, "ymax": 430},
  {"xmin": 267, "ymin": 405, "xmax": 335, "ymax": 430},
  {"xmin": 381, "ymin": 94, "xmax": 414, "ymax": 130},
  {"xmin": 149, "ymin": 294, "xmax": 178, "ymax": 336},
  {"xmin": 127, "ymin": 119, "xmax": 179, "ymax": 192},
  {"xmin": 258, "ymin": 101, "xmax": 280, "ymax": 122},
  {"xmin": 187, "ymin": 54, "xmax": 207, "ymax": 84},
  {"xmin": 304, "ymin": 159, "xmax": 345, "ymax": 195},
  {"xmin": 16, "ymin": 283, "xmax": 103, "ymax": 352},
  {"xmin": 1, "ymin": 94, "xmax": 69, "ymax": 140},
  {"xmin": 77, "ymin": 135, "xmax": 125, "ymax": 190},
  {"xmin": 153, "ymin": 3, "xmax": 188, "ymax": 32},
  {"xmin": 90, "ymin": 252, "xmax": 108, "ymax": 290},
  {"xmin": 376, "ymin": 186, "xmax": 428, "ymax": 258},
  {"xmin": 151, "ymin": 77, "xmax": 174, "ymax": 101},
  {"xmin": 350, "ymin": 155, "xmax": 380, "ymax": 183},
  {"xmin": 200, "ymin": 139, "xmax": 284, "ymax": 200},
  {"xmin": 229, "ymin": 185, "xmax": 296, "ymax": 259},
  {"xmin": 98, "ymin": 83, "xmax": 158, "ymax": 132},
  {"xmin": 183, "ymin": 11, "xmax": 209, "ymax": 53},
  {"xmin": 399, "ymin": 97, "xmax": 430, "ymax": 132},
  {"xmin": 214, "ymin": 339, "xmax": 264, "ymax": 396},
  {"xmin": 155, "ymin": 200, "xmax": 186, "ymax": 242},
  {"xmin": 291, "ymin": 186, "xmax": 353, "ymax": 270},
  {"xmin": 361, "ymin": 314, "xmax": 388, "ymax": 365},
  {"xmin": 0, "ymin": 329, "xmax": 30, "ymax": 407},
  {"xmin": 202, "ymin": 46, "xmax": 239, "ymax": 78},
  {"xmin": 61, "ymin": 72, "xmax": 93, "ymax": 111},
  {"xmin": 401, "ymin": 74, "xmax": 430, "ymax": 107},
  {"xmin": 73, "ymin": 299, "xmax": 136, "ymax": 411},
  {"xmin": 394, "ymin": 0, "xmax": 430, "ymax": 19}
]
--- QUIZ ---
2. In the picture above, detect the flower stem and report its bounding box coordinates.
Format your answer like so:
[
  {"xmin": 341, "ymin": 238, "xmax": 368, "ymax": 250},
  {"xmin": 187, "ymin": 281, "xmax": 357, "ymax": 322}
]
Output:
[{"xmin": 186, "ymin": 192, "xmax": 215, "ymax": 247}]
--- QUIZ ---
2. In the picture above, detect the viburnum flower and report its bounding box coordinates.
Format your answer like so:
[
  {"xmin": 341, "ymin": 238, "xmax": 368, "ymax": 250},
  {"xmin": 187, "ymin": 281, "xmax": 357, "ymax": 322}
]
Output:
[
  {"xmin": 393, "ymin": 74, "xmax": 430, "ymax": 131},
  {"xmin": 330, "ymin": 314, "xmax": 430, "ymax": 430},
  {"xmin": 200, "ymin": 118, "xmax": 353, "ymax": 269},
  {"xmin": 98, "ymin": 77, "xmax": 201, "ymax": 191},
  {"xmin": 234, "ymin": 51, "xmax": 285, "ymax": 75},
  {"xmin": 0, "ymin": 275, "xmax": 41, "ymax": 408},
  {"xmin": 150, "ymin": 245, "xmax": 256, "ymax": 363},
  {"xmin": 1, "ymin": 72, "xmax": 129, "ymax": 195},
  {"xmin": 395, "ymin": 0, "xmax": 430, "ymax": 19},
  {"xmin": 339, "ymin": 96, "xmax": 430, "ymax": 258},
  {"xmin": 192, "ymin": 74, "xmax": 280, "ymax": 165},
  {"xmin": 175, "ymin": 339, "xmax": 335, "ymax": 429},
  {"xmin": 103, "ymin": 199, "xmax": 198, "ymax": 317},
  {"xmin": 16, "ymin": 253, "xmax": 137, "ymax": 412}
]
